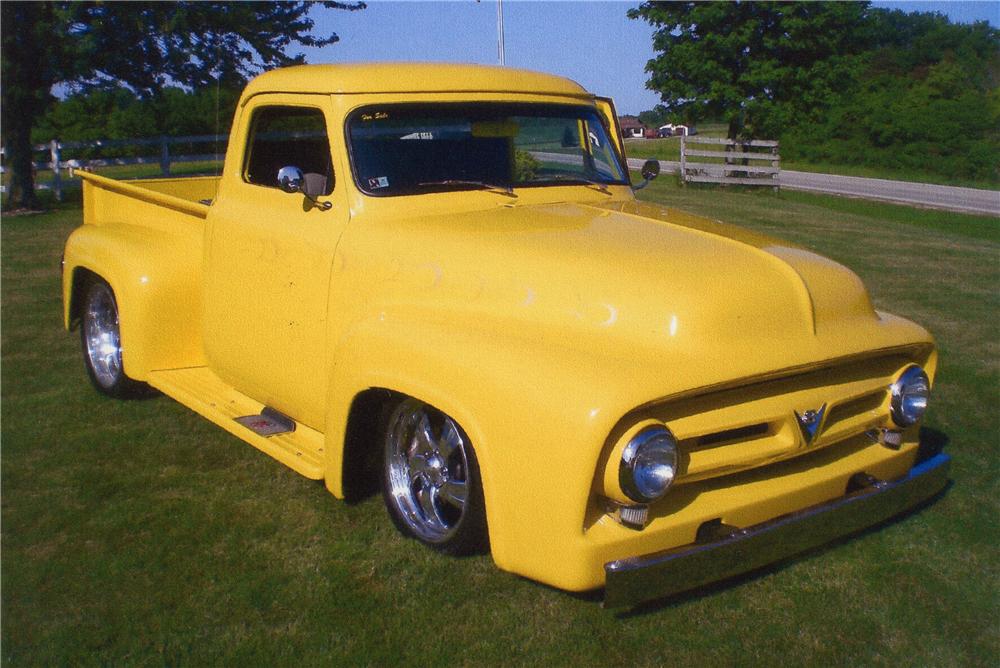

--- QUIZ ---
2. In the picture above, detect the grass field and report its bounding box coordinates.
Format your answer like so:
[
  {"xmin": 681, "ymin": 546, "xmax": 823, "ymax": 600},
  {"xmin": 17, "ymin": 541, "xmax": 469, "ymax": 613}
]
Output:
[{"xmin": 2, "ymin": 181, "xmax": 998, "ymax": 664}]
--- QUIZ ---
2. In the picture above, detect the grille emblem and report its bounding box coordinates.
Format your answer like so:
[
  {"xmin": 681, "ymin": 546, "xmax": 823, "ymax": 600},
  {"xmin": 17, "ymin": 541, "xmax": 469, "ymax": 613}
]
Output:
[{"xmin": 795, "ymin": 404, "xmax": 827, "ymax": 444}]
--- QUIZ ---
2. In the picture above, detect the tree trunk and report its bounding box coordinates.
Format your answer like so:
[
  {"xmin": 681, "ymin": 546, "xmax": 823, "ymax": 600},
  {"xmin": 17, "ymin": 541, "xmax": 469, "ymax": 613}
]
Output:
[
  {"xmin": 1, "ymin": 2, "xmax": 56, "ymax": 211},
  {"xmin": 727, "ymin": 117, "xmax": 741, "ymax": 140},
  {"xmin": 3, "ymin": 119, "xmax": 41, "ymax": 210}
]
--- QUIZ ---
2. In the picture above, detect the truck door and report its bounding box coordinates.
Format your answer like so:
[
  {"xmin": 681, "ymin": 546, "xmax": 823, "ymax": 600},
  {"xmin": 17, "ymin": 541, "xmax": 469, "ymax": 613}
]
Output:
[{"xmin": 204, "ymin": 94, "xmax": 348, "ymax": 431}]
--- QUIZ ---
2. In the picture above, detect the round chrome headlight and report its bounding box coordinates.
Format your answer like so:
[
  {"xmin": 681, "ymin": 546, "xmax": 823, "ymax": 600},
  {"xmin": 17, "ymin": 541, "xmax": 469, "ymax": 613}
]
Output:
[
  {"xmin": 619, "ymin": 427, "xmax": 678, "ymax": 503},
  {"xmin": 890, "ymin": 365, "xmax": 930, "ymax": 427}
]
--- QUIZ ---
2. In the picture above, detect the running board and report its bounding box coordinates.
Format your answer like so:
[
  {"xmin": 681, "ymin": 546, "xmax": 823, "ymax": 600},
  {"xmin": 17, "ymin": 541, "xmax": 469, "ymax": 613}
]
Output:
[{"xmin": 147, "ymin": 367, "xmax": 325, "ymax": 479}]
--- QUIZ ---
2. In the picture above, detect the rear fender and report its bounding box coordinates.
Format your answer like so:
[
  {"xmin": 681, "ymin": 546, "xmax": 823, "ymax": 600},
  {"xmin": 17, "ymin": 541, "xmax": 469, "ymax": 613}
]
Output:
[{"xmin": 63, "ymin": 223, "xmax": 204, "ymax": 379}]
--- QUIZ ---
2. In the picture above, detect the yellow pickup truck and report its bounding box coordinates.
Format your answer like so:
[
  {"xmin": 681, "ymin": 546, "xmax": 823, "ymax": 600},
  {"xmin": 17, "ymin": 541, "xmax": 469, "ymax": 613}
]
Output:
[{"xmin": 63, "ymin": 63, "xmax": 948, "ymax": 607}]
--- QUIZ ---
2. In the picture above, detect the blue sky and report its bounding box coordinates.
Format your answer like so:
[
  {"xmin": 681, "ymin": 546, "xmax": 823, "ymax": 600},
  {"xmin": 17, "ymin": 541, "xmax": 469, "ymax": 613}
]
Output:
[{"xmin": 303, "ymin": 1, "xmax": 998, "ymax": 115}]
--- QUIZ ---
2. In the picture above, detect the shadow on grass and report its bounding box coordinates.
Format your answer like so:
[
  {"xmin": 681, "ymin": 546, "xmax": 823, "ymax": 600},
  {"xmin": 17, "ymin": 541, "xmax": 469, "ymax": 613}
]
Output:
[
  {"xmin": 917, "ymin": 426, "xmax": 949, "ymax": 460},
  {"xmin": 611, "ymin": 427, "xmax": 953, "ymax": 618}
]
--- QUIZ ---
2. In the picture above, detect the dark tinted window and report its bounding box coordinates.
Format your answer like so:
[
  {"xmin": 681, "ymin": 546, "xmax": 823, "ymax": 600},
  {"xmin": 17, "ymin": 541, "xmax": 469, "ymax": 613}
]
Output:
[
  {"xmin": 244, "ymin": 107, "xmax": 333, "ymax": 194},
  {"xmin": 347, "ymin": 103, "xmax": 627, "ymax": 197}
]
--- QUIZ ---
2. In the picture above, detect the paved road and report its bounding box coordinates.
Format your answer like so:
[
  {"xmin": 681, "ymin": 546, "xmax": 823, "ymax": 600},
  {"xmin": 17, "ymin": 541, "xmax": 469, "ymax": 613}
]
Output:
[{"xmin": 626, "ymin": 157, "xmax": 1000, "ymax": 217}]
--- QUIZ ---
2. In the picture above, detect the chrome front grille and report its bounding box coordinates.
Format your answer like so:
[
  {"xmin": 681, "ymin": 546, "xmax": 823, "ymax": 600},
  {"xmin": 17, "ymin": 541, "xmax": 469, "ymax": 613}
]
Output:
[{"xmin": 625, "ymin": 351, "xmax": 926, "ymax": 485}]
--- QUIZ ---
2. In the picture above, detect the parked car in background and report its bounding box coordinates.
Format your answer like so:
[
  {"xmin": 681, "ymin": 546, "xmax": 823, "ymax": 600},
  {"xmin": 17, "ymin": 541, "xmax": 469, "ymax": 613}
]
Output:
[{"xmin": 657, "ymin": 123, "xmax": 694, "ymax": 137}]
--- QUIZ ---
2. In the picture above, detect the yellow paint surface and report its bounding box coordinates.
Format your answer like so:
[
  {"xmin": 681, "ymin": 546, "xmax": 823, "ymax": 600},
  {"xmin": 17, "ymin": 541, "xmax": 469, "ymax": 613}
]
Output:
[{"xmin": 63, "ymin": 64, "xmax": 937, "ymax": 592}]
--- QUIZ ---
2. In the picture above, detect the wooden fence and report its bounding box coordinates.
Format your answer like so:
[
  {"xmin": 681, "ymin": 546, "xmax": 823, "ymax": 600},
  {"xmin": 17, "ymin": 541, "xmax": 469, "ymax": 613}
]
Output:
[
  {"xmin": 0, "ymin": 134, "xmax": 227, "ymax": 200},
  {"xmin": 680, "ymin": 136, "xmax": 780, "ymax": 190}
]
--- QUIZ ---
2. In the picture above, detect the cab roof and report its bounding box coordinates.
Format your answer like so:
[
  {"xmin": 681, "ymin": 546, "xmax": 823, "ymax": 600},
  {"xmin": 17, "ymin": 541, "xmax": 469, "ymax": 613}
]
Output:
[{"xmin": 241, "ymin": 63, "xmax": 592, "ymax": 103}]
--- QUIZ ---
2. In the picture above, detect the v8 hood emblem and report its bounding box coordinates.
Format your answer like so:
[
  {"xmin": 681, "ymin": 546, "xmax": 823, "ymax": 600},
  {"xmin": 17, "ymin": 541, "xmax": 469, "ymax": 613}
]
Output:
[{"xmin": 795, "ymin": 404, "xmax": 827, "ymax": 444}]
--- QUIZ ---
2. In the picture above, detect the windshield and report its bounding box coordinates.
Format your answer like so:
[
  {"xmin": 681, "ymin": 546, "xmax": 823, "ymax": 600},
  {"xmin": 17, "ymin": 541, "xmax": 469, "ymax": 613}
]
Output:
[{"xmin": 347, "ymin": 103, "xmax": 628, "ymax": 196}]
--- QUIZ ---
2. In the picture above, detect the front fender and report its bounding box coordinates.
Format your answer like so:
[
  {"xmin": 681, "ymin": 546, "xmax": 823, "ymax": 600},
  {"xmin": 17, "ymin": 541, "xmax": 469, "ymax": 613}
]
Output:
[
  {"xmin": 63, "ymin": 223, "xmax": 204, "ymax": 379},
  {"xmin": 323, "ymin": 313, "xmax": 642, "ymax": 584}
]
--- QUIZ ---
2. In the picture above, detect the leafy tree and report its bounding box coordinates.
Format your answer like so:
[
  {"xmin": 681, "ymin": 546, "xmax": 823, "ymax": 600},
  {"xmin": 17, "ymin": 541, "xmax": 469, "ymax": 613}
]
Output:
[
  {"xmin": 628, "ymin": 1, "xmax": 871, "ymax": 139},
  {"xmin": 1, "ymin": 1, "xmax": 365, "ymax": 210},
  {"xmin": 630, "ymin": 2, "xmax": 998, "ymax": 181},
  {"xmin": 32, "ymin": 86, "xmax": 244, "ymax": 162},
  {"xmin": 637, "ymin": 107, "xmax": 668, "ymax": 128},
  {"xmin": 782, "ymin": 10, "xmax": 999, "ymax": 180}
]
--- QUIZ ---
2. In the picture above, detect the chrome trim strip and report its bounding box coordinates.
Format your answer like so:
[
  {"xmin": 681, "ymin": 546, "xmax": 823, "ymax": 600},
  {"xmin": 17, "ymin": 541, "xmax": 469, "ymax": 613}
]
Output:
[{"xmin": 603, "ymin": 452, "xmax": 950, "ymax": 609}]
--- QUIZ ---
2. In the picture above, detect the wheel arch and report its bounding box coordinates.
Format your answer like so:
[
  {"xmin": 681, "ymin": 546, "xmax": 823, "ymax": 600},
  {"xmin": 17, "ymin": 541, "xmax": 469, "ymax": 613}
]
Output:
[
  {"xmin": 63, "ymin": 258, "xmax": 142, "ymax": 377},
  {"xmin": 66, "ymin": 265, "xmax": 100, "ymax": 330},
  {"xmin": 332, "ymin": 379, "xmax": 495, "ymax": 510},
  {"xmin": 339, "ymin": 386, "xmax": 400, "ymax": 503}
]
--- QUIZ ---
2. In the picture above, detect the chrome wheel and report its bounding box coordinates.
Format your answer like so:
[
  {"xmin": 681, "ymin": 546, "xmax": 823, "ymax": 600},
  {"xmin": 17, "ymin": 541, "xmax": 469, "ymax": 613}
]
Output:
[
  {"xmin": 79, "ymin": 278, "xmax": 145, "ymax": 398},
  {"xmin": 384, "ymin": 399, "xmax": 474, "ymax": 545},
  {"xmin": 83, "ymin": 281, "xmax": 124, "ymax": 389}
]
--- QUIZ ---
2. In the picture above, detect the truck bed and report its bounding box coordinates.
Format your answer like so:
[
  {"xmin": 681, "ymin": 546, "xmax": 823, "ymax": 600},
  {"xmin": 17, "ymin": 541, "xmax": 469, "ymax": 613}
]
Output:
[{"xmin": 77, "ymin": 171, "xmax": 220, "ymax": 225}]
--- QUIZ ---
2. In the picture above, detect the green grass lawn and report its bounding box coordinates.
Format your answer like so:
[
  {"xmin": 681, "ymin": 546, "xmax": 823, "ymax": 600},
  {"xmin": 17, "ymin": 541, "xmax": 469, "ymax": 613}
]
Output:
[{"xmin": 2, "ymin": 183, "xmax": 998, "ymax": 664}]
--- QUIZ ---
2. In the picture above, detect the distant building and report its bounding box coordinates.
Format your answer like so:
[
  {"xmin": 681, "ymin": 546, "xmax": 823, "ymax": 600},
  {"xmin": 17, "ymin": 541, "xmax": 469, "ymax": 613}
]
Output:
[{"xmin": 619, "ymin": 115, "xmax": 647, "ymax": 139}]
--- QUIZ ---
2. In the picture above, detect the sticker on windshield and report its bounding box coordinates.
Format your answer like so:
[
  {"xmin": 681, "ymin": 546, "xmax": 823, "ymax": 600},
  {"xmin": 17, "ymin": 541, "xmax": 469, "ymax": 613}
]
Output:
[{"xmin": 368, "ymin": 176, "xmax": 389, "ymax": 189}]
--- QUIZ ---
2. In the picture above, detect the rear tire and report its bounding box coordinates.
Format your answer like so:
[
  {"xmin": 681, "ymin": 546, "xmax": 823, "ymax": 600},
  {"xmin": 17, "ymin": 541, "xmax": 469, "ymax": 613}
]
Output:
[
  {"xmin": 79, "ymin": 277, "xmax": 147, "ymax": 398},
  {"xmin": 381, "ymin": 398, "xmax": 488, "ymax": 555}
]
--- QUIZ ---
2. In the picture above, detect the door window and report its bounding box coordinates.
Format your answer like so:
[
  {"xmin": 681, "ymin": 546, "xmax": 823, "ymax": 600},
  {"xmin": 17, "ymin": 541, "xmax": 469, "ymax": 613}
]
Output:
[{"xmin": 244, "ymin": 106, "xmax": 334, "ymax": 195}]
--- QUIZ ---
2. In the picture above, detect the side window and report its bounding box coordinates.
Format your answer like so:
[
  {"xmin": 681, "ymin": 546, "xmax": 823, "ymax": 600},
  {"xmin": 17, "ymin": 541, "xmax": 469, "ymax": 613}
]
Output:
[{"xmin": 244, "ymin": 106, "xmax": 334, "ymax": 195}]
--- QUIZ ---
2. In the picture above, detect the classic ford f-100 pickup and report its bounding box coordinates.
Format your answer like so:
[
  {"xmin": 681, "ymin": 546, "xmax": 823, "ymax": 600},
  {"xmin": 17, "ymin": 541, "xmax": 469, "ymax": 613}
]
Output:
[{"xmin": 63, "ymin": 63, "xmax": 948, "ymax": 607}]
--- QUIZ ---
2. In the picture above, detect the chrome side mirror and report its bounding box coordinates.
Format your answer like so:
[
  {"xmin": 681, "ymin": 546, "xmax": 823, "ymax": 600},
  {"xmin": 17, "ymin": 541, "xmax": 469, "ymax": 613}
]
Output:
[
  {"xmin": 276, "ymin": 165, "xmax": 331, "ymax": 210},
  {"xmin": 277, "ymin": 165, "xmax": 305, "ymax": 193},
  {"xmin": 633, "ymin": 159, "xmax": 661, "ymax": 191}
]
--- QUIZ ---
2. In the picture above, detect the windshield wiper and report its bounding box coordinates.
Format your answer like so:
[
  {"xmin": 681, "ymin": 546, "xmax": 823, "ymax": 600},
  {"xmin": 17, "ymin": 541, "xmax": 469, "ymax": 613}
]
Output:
[
  {"xmin": 417, "ymin": 179, "xmax": 517, "ymax": 197},
  {"xmin": 532, "ymin": 174, "xmax": 613, "ymax": 195}
]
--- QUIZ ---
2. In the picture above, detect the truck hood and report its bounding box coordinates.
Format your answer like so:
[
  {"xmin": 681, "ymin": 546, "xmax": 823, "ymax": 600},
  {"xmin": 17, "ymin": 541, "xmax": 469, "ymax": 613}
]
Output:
[{"xmin": 343, "ymin": 196, "xmax": 922, "ymax": 390}]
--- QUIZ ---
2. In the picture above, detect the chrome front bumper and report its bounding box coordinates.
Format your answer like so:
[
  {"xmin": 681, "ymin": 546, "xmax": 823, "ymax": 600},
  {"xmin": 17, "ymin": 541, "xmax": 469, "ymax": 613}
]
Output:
[{"xmin": 604, "ymin": 452, "xmax": 951, "ymax": 608}]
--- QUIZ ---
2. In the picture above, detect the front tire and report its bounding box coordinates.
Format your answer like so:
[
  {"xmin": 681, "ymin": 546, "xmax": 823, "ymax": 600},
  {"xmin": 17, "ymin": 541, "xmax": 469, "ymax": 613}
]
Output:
[
  {"xmin": 80, "ymin": 277, "xmax": 146, "ymax": 398},
  {"xmin": 382, "ymin": 398, "xmax": 488, "ymax": 555}
]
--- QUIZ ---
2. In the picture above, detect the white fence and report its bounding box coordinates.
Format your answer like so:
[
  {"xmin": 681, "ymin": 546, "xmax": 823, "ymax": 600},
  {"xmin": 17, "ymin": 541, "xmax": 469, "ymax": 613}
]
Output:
[
  {"xmin": 0, "ymin": 134, "xmax": 227, "ymax": 200},
  {"xmin": 680, "ymin": 136, "xmax": 780, "ymax": 189}
]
